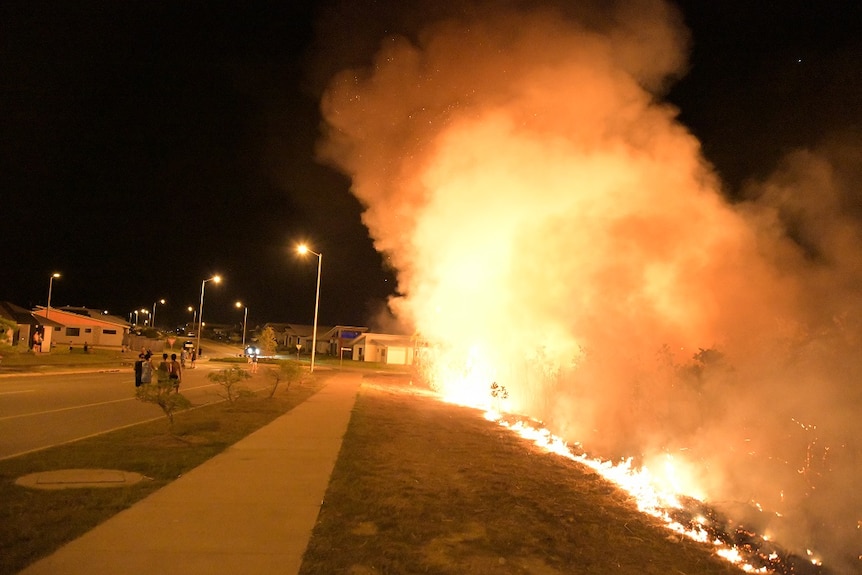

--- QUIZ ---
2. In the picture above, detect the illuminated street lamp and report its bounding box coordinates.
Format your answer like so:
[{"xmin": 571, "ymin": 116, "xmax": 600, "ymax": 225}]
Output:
[
  {"xmin": 235, "ymin": 301, "xmax": 248, "ymax": 348},
  {"xmin": 151, "ymin": 298, "xmax": 166, "ymax": 329},
  {"xmin": 297, "ymin": 244, "xmax": 321, "ymax": 373},
  {"xmin": 187, "ymin": 306, "xmax": 197, "ymax": 332},
  {"xmin": 140, "ymin": 308, "xmax": 150, "ymax": 326},
  {"xmin": 197, "ymin": 275, "xmax": 221, "ymax": 357},
  {"xmin": 46, "ymin": 273, "xmax": 61, "ymax": 319}
]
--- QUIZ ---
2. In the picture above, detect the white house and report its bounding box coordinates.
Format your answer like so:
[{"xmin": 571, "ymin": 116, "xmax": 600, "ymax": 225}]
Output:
[
  {"xmin": 32, "ymin": 306, "xmax": 130, "ymax": 348},
  {"xmin": 350, "ymin": 332, "xmax": 416, "ymax": 365}
]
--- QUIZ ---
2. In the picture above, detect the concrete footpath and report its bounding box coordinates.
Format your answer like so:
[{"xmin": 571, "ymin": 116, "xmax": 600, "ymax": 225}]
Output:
[{"xmin": 20, "ymin": 370, "xmax": 363, "ymax": 575}]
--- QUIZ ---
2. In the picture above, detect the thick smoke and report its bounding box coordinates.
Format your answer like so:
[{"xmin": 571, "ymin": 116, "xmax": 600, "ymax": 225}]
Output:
[{"xmin": 317, "ymin": 1, "xmax": 862, "ymax": 571}]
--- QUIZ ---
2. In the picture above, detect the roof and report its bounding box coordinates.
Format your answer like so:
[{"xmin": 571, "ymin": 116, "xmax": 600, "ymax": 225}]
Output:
[
  {"xmin": 33, "ymin": 307, "xmax": 129, "ymax": 329},
  {"xmin": 56, "ymin": 306, "xmax": 130, "ymax": 326},
  {"xmin": 368, "ymin": 338, "xmax": 414, "ymax": 348},
  {"xmin": 0, "ymin": 301, "xmax": 64, "ymax": 327},
  {"xmin": 264, "ymin": 323, "xmax": 325, "ymax": 337},
  {"xmin": 351, "ymin": 332, "xmax": 417, "ymax": 348}
]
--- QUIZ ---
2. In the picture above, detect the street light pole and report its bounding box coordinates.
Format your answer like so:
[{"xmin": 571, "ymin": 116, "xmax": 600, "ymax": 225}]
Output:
[
  {"xmin": 46, "ymin": 273, "xmax": 61, "ymax": 319},
  {"xmin": 196, "ymin": 275, "xmax": 221, "ymax": 358},
  {"xmin": 235, "ymin": 301, "xmax": 248, "ymax": 348},
  {"xmin": 151, "ymin": 298, "xmax": 165, "ymax": 329},
  {"xmin": 297, "ymin": 245, "xmax": 322, "ymax": 373},
  {"xmin": 187, "ymin": 306, "xmax": 197, "ymax": 334}
]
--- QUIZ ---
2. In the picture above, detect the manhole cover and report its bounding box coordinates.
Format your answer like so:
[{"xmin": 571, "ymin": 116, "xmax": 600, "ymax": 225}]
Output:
[{"xmin": 16, "ymin": 469, "xmax": 147, "ymax": 489}]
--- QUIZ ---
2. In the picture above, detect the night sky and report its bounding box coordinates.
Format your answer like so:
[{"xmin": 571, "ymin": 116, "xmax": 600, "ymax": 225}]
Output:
[{"xmin": 2, "ymin": 0, "xmax": 861, "ymax": 329}]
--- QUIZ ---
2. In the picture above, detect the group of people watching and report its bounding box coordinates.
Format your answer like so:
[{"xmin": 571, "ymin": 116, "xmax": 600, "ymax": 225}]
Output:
[{"xmin": 133, "ymin": 351, "xmax": 183, "ymax": 388}]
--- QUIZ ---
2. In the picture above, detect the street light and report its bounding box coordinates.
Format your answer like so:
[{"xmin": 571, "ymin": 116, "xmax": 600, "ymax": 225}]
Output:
[
  {"xmin": 197, "ymin": 275, "xmax": 221, "ymax": 357},
  {"xmin": 235, "ymin": 301, "xmax": 248, "ymax": 348},
  {"xmin": 187, "ymin": 306, "xmax": 197, "ymax": 333},
  {"xmin": 46, "ymin": 273, "xmax": 61, "ymax": 319},
  {"xmin": 151, "ymin": 298, "xmax": 166, "ymax": 329},
  {"xmin": 297, "ymin": 244, "xmax": 322, "ymax": 373},
  {"xmin": 140, "ymin": 308, "xmax": 150, "ymax": 326}
]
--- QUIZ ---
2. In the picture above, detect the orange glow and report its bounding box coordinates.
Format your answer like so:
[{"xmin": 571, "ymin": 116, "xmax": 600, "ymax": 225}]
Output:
[{"xmin": 318, "ymin": 3, "xmax": 856, "ymax": 569}]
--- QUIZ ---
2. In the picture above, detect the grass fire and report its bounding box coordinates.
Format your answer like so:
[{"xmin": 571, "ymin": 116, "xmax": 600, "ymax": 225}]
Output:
[{"xmin": 317, "ymin": 1, "xmax": 862, "ymax": 572}]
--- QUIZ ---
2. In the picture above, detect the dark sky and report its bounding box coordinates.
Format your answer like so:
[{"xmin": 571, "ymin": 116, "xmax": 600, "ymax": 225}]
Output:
[{"xmin": 2, "ymin": 0, "xmax": 861, "ymax": 329}]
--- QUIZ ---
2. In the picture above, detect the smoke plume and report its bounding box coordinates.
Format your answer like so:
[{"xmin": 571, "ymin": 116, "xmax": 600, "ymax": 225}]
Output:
[{"xmin": 316, "ymin": 1, "xmax": 862, "ymax": 570}]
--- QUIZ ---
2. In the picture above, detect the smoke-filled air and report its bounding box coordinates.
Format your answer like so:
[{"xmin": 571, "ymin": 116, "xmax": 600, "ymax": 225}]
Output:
[{"xmin": 317, "ymin": 1, "xmax": 862, "ymax": 571}]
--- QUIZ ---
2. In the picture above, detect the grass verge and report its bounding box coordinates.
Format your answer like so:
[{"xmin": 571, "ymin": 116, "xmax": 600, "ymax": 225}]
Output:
[
  {"xmin": 300, "ymin": 373, "xmax": 746, "ymax": 575},
  {"xmin": 0, "ymin": 346, "xmax": 134, "ymax": 373},
  {"xmin": 0, "ymin": 373, "xmax": 328, "ymax": 575}
]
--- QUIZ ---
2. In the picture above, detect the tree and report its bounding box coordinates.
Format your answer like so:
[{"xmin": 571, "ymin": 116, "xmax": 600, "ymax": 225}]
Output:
[
  {"xmin": 207, "ymin": 366, "xmax": 252, "ymax": 403},
  {"xmin": 266, "ymin": 360, "xmax": 303, "ymax": 398},
  {"xmin": 258, "ymin": 326, "xmax": 278, "ymax": 357},
  {"xmin": 0, "ymin": 318, "xmax": 16, "ymax": 346},
  {"xmin": 135, "ymin": 378, "xmax": 191, "ymax": 427}
]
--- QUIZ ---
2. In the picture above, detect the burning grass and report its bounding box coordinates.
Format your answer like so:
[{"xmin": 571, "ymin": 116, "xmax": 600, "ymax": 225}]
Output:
[{"xmin": 300, "ymin": 373, "xmax": 746, "ymax": 575}]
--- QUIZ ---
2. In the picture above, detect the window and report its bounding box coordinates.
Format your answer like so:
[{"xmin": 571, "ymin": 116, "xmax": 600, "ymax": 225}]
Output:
[
  {"xmin": 103, "ymin": 329, "xmax": 117, "ymax": 335},
  {"xmin": 54, "ymin": 326, "xmax": 61, "ymax": 331},
  {"xmin": 66, "ymin": 327, "xmax": 80, "ymax": 337},
  {"xmin": 85, "ymin": 328, "xmax": 92, "ymax": 333}
]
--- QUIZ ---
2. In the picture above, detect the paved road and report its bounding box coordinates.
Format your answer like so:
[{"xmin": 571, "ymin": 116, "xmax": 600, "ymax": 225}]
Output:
[{"xmin": 0, "ymin": 349, "xmax": 264, "ymax": 460}]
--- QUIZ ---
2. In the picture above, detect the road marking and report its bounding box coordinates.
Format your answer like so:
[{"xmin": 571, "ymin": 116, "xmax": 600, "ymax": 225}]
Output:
[{"xmin": 0, "ymin": 389, "xmax": 36, "ymax": 396}]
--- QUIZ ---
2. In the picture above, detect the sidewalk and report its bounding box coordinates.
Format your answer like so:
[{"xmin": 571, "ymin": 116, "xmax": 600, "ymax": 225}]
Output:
[{"xmin": 19, "ymin": 370, "xmax": 363, "ymax": 575}]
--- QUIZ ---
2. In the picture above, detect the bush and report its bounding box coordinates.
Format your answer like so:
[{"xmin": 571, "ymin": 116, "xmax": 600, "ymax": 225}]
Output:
[
  {"xmin": 207, "ymin": 366, "xmax": 252, "ymax": 403},
  {"xmin": 266, "ymin": 360, "xmax": 304, "ymax": 398}
]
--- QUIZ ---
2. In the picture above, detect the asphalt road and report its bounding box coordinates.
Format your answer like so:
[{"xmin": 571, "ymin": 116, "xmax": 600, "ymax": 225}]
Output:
[{"xmin": 0, "ymin": 342, "xmax": 261, "ymax": 460}]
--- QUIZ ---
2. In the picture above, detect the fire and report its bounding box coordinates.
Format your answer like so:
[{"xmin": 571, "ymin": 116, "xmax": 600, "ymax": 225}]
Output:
[
  {"xmin": 319, "ymin": 3, "xmax": 862, "ymax": 572},
  {"xmin": 481, "ymin": 406, "xmax": 762, "ymax": 572}
]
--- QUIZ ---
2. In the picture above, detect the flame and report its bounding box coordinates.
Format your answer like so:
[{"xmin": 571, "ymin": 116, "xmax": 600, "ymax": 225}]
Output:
[
  {"xmin": 482, "ymin": 402, "xmax": 769, "ymax": 573},
  {"xmin": 318, "ymin": 3, "xmax": 860, "ymax": 570}
]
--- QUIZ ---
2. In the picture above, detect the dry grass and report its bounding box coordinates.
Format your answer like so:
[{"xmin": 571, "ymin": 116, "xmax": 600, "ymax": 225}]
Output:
[{"xmin": 300, "ymin": 373, "xmax": 746, "ymax": 575}]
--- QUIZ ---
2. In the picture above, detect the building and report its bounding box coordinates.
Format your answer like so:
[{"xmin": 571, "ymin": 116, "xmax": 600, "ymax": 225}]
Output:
[
  {"xmin": 0, "ymin": 301, "xmax": 63, "ymax": 350},
  {"xmin": 350, "ymin": 332, "xmax": 416, "ymax": 365},
  {"xmin": 32, "ymin": 306, "xmax": 130, "ymax": 348}
]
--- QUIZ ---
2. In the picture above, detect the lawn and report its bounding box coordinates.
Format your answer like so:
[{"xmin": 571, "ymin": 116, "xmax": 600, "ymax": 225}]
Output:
[
  {"xmin": 0, "ymin": 345, "xmax": 134, "ymax": 372},
  {"xmin": 300, "ymin": 373, "xmax": 747, "ymax": 575}
]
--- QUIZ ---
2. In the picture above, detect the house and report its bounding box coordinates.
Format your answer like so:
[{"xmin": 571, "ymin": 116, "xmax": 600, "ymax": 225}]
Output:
[
  {"xmin": 262, "ymin": 323, "xmax": 368, "ymax": 356},
  {"xmin": 32, "ymin": 306, "xmax": 130, "ymax": 348},
  {"xmin": 350, "ymin": 332, "xmax": 416, "ymax": 365},
  {"xmin": 263, "ymin": 323, "xmax": 315, "ymax": 352},
  {"xmin": 0, "ymin": 301, "xmax": 63, "ymax": 350},
  {"xmin": 319, "ymin": 325, "xmax": 368, "ymax": 356}
]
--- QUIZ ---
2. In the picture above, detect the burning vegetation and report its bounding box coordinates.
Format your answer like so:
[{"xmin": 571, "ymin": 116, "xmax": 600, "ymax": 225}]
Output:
[{"xmin": 317, "ymin": 1, "xmax": 862, "ymax": 572}]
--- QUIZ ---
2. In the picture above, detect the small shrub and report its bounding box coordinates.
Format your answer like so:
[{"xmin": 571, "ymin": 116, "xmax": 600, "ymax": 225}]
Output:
[
  {"xmin": 135, "ymin": 380, "xmax": 191, "ymax": 426},
  {"xmin": 266, "ymin": 360, "xmax": 304, "ymax": 398},
  {"xmin": 208, "ymin": 366, "xmax": 252, "ymax": 403}
]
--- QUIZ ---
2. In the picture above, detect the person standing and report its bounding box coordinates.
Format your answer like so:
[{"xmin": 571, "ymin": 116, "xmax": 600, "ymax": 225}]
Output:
[
  {"xmin": 141, "ymin": 352, "xmax": 154, "ymax": 385},
  {"xmin": 169, "ymin": 353, "xmax": 182, "ymax": 390},
  {"xmin": 157, "ymin": 353, "xmax": 170, "ymax": 384},
  {"xmin": 190, "ymin": 349, "xmax": 197, "ymax": 369},
  {"xmin": 180, "ymin": 348, "xmax": 187, "ymax": 368},
  {"xmin": 134, "ymin": 354, "xmax": 144, "ymax": 387}
]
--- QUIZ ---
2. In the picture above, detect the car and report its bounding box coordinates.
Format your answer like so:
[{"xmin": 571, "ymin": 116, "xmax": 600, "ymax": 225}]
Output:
[
  {"xmin": 183, "ymin": 340, "xmax": 195, "ymax": 350},
  {"xmin": 244, "ymin": 346, "xmax": 260, "ymax": 357}
]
